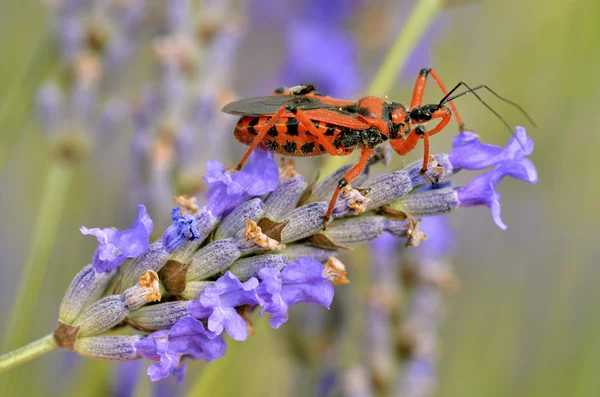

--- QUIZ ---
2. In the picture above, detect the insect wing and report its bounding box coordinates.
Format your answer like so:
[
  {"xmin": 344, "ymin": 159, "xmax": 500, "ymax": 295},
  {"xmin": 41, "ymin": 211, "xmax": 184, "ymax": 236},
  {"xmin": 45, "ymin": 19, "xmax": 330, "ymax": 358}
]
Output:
[{"xmin": 222, "ymin": 95, "xmax": 339, "ymax": 116}]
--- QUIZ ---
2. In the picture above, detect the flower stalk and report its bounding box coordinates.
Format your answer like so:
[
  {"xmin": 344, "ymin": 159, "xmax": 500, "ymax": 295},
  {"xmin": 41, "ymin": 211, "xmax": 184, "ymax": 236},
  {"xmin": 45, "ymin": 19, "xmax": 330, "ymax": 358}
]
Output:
[{"xmin": 0, "ymin": 334, "xmax": 56, "ymax": 373}]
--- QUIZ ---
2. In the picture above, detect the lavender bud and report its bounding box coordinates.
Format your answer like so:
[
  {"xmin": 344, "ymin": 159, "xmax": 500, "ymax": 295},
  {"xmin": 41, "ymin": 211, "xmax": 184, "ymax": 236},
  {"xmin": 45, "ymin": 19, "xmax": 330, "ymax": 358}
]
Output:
[
  {"xmin": 214, "ymin": 198, "xmax": 265, "ymax": 239},
  {"xmin": 309, "ymin": 164, "xmax": 369, "ymax": 202},
  {"xmin": 324, "ymin": 216, "xmax": 385, "ymax": 245},
  {"xmin": 393, "ymin": 187, "xmax": 459, "ymax": 217},
  {"xmin": 59, "ymin": 265, "xmax": 117, "ymax": 324},
  {"xmin": 122, "ymin": 271, "xmax": 161, "ymax": 310},
  {"xmin": 362, "ymin": 170, "xmax": 412, "ymax": 210},
  {"xmin": 187, "ymin": 238, "xmax": 241, "ymax": 281},
  {"xmin": 180, "ymin": 281, "xmax": 215, "ymax": 300},
  {"xmin": 280, "ymin": 202, "xmax": 327, "ymax": 243},
  {"xmin": 263, "ymin": 176, "xmax": 307, "ymax": 221},
  {"xmin": 74, "ymin": 271, "xmax": 161, "ymax": 337},
  {"xmin": 128, "ymin": 301, "xmax": 191, "ymax": 331},
  {"xmin": 73, "ymin": 295, "xmax": 127, "ymax": 338},
  {"xmin": 228, "ymin": 254, "xmax": 288, "ymax": 281},
  {"xmin": 170, "ymin": 207, "xmax": 220, "ymax": 263},
  {"xmin": 75, "ymin": 336, "xmax": 143, "ymax": 361},
  {"xmin": 119, "ymin": 241, "xmax": 170, "ymax": 290},
  {"xmin": 279, "ymin": 244, "xmax": 338, "ymax": 262}
]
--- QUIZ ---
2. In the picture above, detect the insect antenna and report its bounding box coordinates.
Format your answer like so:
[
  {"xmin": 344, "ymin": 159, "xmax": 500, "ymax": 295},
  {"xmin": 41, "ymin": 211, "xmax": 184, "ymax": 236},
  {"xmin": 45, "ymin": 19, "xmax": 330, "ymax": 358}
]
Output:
[{"xmin": 439, "ymin": 82, "xmax": 537, "ymax": 132}]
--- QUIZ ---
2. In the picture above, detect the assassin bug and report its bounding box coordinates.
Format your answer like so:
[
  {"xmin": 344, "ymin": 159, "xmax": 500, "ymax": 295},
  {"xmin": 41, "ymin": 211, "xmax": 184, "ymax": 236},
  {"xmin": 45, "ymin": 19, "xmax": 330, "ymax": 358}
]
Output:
[{"xmin": 222, "ymin": 68, "xmax": 526, "ymax": 228}]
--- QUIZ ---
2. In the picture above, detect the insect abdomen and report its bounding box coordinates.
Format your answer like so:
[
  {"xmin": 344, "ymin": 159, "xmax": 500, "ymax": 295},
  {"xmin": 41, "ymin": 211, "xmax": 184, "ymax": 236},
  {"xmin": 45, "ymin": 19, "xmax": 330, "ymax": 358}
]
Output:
[{"xmin": 233, "ymin": 116, "xmax": 356, "ymax": 156}]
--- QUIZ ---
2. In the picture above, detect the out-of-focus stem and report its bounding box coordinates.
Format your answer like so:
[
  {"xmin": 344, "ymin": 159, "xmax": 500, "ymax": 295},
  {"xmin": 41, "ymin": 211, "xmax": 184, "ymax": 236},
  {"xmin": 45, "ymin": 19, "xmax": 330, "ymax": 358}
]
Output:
[
  {"xmin": 368, "ymin": 0, "xmax": 442, "ymax": 96},
  {"xmin": 1, "ymin": 164, "xmax": 74, "ymax": 351},
  {"xmin": 320, "ymin": 0, "xmax": 443, "ymax": 177},
  {"xmin": 0, "ymin": 334, "xmax": 56, "ymax": 373}
]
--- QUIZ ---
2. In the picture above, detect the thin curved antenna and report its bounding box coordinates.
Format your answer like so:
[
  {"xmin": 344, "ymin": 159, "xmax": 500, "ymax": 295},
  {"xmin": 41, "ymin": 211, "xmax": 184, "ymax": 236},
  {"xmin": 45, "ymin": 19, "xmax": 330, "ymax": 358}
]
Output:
[{"xmin": 439, "ymin": 83, "xmax": 537, "ymax": 129}]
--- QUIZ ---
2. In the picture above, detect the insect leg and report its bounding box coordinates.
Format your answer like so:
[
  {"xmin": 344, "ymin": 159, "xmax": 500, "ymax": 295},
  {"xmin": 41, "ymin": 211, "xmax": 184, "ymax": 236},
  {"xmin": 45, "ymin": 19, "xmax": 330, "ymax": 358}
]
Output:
[
  {"xmin": 236, "ymin": 106, "xmax": 289, "ymax": 170},
  {"xmin": 411, "ymin": 68, "xmax": 464, "ymax": 129},
  {"xmin": 290, "ymin": 109, "xmax": 340, "ymax": 156},
  {"xmin": 393, "ymin": 107, "xmax": 452, "ymax": 173},
  {"xmin": 323, "ymin": 147, "xmax": 375, "ymax": 229}
]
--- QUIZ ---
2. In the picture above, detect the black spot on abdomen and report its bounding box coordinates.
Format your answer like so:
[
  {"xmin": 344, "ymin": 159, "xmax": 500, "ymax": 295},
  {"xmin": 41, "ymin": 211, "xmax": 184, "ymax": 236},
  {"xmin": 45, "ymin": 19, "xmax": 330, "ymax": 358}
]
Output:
[
  {"xmin": 300, "ymin": 142, "xmax": 315, "ymax": 154},
  {"xmin": 285, "ymin": 118, "xmax": 299, "ymax": 136},
  {"xmin": 283, "ymin": 141, "xmax": 297, "ymax": 154},
  {"xmin": 247, "ymin": 117, "xmax": 259, "ymax": 135},
  {"xmin": 265, "ymin": 140, "xmax": 279, "ymax": 151}
]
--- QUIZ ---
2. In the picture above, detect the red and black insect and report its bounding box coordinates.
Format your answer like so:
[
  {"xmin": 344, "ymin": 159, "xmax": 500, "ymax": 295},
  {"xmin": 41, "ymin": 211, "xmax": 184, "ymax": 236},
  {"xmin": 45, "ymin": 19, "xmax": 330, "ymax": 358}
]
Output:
[{"xmin": 222, "ymin": 68, "xmax": 513, "ymax": 227}]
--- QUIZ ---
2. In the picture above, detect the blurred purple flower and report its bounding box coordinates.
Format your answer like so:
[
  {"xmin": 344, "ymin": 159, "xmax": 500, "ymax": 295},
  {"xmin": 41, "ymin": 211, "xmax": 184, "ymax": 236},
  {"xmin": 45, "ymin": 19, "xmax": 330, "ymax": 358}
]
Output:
[
  {"xmin": 134, "ymin": 316, "xmax": 226, "ymax": 382},
  {"xmin": 205, "ymin": 149, "xmax": 279, "ymax": 216},
  {"xmin": 257, "ymin": 257, "xmax": 334, "ymax": 328},
  {"xmin": 414, "ymin": 216, "xmax": 455, "ymax": 260},
  {"xmin": 80, "ymin": 205, "xmax": 153, "ymax": 273},
  {"xmin": 188, "ymin": 272, "xmax": 263, "ymax": 341},
  {"xmin": 281, "ymin": 23, "xmax": 360, "ymax": 98},
  {"xmin": 35, "ymin": 82, "xmax": 64, "ymax": 135},
  {"xmin": 114, "ymin": 360, "xmax": 143, "ymax": 397},
  {"xmin": 162, "ymin": 207, "xmax": 202, "ymax": 252},
  {"xmin": 448, "ymin": 127, "xmax": 534, "ymax": 172}
]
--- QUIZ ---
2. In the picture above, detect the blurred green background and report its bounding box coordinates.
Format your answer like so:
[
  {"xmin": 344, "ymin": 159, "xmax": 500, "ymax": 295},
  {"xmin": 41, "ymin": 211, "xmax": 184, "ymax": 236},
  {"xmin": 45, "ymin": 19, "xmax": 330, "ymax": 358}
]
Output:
[{"xmin": 1, "ymin": 0, "xmax": 599, "ymax": 396}]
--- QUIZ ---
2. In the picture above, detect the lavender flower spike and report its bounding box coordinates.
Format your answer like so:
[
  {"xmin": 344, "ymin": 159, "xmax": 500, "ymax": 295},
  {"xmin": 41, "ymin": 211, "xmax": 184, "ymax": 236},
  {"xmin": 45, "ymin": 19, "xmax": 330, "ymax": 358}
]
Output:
[{"xmin": 80, "ymin": 205, "xmax": 153, "ymax": 273}]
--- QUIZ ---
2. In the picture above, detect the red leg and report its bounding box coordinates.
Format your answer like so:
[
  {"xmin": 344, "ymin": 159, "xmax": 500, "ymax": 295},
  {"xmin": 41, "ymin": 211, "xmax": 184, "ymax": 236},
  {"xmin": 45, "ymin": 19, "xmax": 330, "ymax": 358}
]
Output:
[
  {"xmin": 291, "ymin": 109, "xmax": 341, "ymax": 156},
  {"xmin": 238, "ymin": 105, "xmax": 342, "ymax": 171},
  {"xmin": 323, "ymin": 147, "xmax": 375, "ymax": 228},
  {"xmin": 237, "ymin": 106, "xmax": 288, "ymax": 170},
  {"xmin": 410, "ymin": 68, "xmax": 464, "ymax": 129},
  {"xmin": 392, "ymin": 107, "xmax": 451, "ymax": 155}
]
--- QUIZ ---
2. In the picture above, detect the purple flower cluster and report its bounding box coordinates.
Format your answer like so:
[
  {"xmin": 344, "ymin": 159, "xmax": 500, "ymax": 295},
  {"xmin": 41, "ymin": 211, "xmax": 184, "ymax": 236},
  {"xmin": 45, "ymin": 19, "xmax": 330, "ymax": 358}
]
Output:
[
  {"xmin": 133, "ymin": 257, "xmax": 332, "ymax": 381},
  {"xmin": 55, "ymin": 124, "xmax": 536, "ymax": 384}
]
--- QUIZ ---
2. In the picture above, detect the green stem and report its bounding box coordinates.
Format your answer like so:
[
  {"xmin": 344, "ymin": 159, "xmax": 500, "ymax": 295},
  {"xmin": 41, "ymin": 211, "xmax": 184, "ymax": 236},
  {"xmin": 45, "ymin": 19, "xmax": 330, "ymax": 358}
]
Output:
[
  {"xmin": 0, "ymin": 334, "xmax": 56, "ymax": 373},
  {"xmin": 1, "ymin": 164, "xmax": 74, "ymax": 351},
  {"xmin": 320, "ymin": 0, "xmax": 443, "ymax": 177}
]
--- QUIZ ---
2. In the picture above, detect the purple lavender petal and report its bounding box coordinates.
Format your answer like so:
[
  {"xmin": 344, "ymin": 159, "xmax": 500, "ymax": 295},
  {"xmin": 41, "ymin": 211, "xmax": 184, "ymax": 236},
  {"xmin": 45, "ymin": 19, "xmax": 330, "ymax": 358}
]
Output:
[
  {"xmin": 258, "ymin": 257, "xmax": 334, "ymax": 328},
  {"xmin": 188, "ymin": 272, "xmax": 263, "ymax": 341},
  {"xmin": 457, "ymin": 157, "xmax": 537, "ymax": 229},
  {"xmin": 279, "ymin": 257, "xmax": 334, "ymax": 307},
  {"xmin": 135, "ymin": 316, "xmax": 226, "ymax": 382},
  {"xmin": 205, "ymin": 149, "xmax": 279, "ymax": 216},
  {"xmin": 256, "ymin": 267, "xmax": 286, "ymax": 328},
  {"xmin": 448, "ymin": 127, "xmax": 534, "ymax": 171},
  {"xmin": 80, "ymin": 205, "xmax": 153, "ymax": 272}
]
